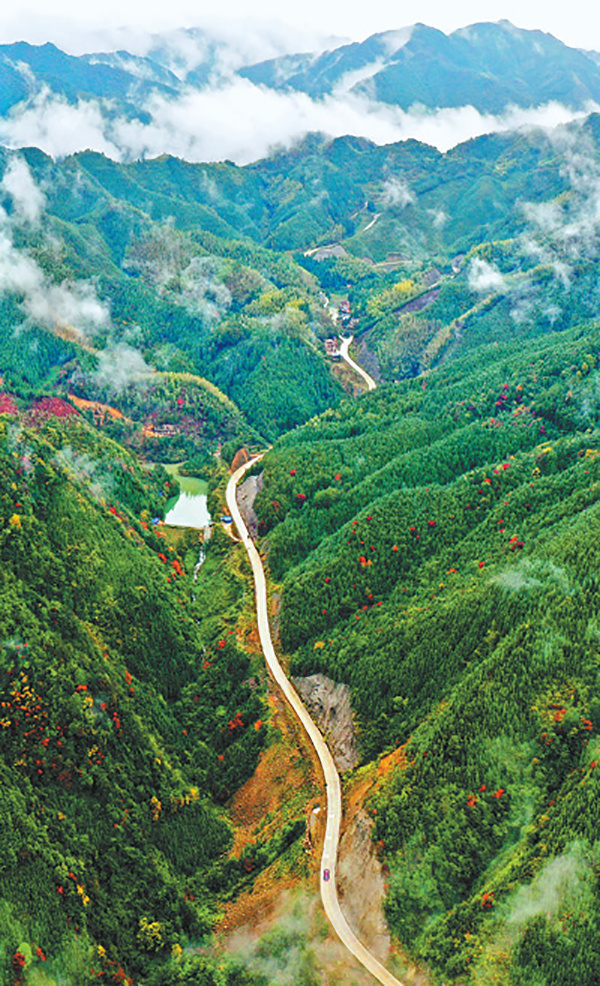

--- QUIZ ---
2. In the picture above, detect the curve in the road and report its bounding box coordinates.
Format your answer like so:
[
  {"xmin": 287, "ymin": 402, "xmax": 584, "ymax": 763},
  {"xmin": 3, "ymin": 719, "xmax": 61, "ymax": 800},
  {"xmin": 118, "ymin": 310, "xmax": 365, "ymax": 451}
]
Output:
[
  {"xmin": 226, "ymin": 460, "xmax": 405, "ymax": 986},
  {"xmin": 338, "ymin": 335, "xmax": 377, "ymax": 392}
]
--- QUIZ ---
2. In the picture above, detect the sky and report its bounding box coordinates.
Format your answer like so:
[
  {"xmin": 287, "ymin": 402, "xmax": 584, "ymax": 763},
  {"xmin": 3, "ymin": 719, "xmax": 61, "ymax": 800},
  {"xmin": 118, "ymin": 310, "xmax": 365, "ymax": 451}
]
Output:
[
  {"xmin": 1, "ymin": 0, "xmax": 600, "ymax": 166},
  {"xmin": 2, "ymin": 0, "xmax": 600, "ymax": 54}
]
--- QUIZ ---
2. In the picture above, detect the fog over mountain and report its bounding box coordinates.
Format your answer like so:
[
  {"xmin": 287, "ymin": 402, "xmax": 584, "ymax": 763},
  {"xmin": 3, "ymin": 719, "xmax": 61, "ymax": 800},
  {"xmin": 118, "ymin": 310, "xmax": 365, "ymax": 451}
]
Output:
[
  {"xmin": 6, "ymin": 9, "xmax": 600, "ymax": 986},
  {"xmin": 0, "ymin": 20, "xmax": 599, "ymax": 163}
]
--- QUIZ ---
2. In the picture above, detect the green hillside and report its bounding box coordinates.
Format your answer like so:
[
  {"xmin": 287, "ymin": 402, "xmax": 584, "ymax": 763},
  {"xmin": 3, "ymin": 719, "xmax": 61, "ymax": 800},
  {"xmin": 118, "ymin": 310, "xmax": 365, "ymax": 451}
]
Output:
[
  {"xmin": 0, "ymin": 146, "xmax": 344, "ymax": 447},
  {"xmin": 0, "ymin": 408, "xmax": 268, "ymax": 985},
  {"xmin": 253, "ymin": 320, "xmax": 600, "ymax": 983},
  {"xmin": 0, "ymin": 119, "xmax": 589, "ymax": 448},
  {"xmin": 5, "ymin": 94, "xmax": 600, "ymax": 986}
]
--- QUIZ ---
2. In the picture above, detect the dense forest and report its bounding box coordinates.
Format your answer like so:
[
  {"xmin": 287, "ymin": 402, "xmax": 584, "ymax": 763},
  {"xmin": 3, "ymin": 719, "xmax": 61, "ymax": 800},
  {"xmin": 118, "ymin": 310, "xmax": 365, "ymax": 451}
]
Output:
[
  {"xmin": 0, "ymin": 144, "xmax": 344, "ymax": 454},
  {"xmin": 4, "ymin": 102, "xmax": 600, "ymax": 986},
  {"xmin": 0, "ymin": 405, "xmax": 277, "ymax": 985},
  {"xmin": 3, "ymin": 113, "xmax": 600, "ymax": 450},
  {"xmin": 254, "ymin": 319, "xmax": 600, "ymax": 984}
]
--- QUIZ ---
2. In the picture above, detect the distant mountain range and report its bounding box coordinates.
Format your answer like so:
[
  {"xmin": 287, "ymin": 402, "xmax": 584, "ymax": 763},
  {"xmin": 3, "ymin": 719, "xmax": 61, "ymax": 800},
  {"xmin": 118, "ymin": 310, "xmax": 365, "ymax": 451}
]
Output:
[
  {"xmin": 2, "ymin": 20, "xmax": 600, "ymax": 124},
  {"xmin": 240, "ymin": 21, "xmax": 600, "ymax": 112},
  {"xmin": 0, "ymin": 39, "xmax": 183, "ymax": 118}
]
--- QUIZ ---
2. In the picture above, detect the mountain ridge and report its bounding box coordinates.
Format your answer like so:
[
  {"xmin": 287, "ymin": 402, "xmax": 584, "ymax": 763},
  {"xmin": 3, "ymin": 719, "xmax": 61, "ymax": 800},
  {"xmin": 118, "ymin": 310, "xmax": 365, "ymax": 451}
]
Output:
[
  {"xmin": 1, "ymin": 20, "xmax": 600, "ymax": 162},
  {"xmin": 238, "ymin": 20, "xmax": 600, "ymax": 112}
]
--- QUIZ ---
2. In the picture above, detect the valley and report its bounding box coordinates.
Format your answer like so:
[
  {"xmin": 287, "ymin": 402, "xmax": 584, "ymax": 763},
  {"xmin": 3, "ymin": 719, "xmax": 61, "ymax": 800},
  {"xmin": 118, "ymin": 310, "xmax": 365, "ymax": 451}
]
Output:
[
  {"xmin": 227, "ymin": 454, "xmax": 404, "ymax": 985},
  {"xmin": 3, "ymin": 13, "xmax": 600, "ymax": 986}
]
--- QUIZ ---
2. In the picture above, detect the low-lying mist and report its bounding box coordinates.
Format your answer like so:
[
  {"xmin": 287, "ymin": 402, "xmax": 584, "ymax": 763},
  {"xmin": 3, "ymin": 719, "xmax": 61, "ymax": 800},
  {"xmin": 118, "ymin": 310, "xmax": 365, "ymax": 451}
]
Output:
[{"xmin": 0, "ymin": 80, "xmax": 594, "ymax": 165}]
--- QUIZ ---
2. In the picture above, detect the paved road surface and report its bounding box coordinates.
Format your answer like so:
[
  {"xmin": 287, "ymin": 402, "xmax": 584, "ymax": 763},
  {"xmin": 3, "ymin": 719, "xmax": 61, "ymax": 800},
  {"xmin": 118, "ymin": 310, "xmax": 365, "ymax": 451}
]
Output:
[
  {"xmin": 338, "ymin": 336, "xmax": 377, "ymax": 392},
  {"xmin": 226, "ymin": 459, "xmax": 405, "ymax": 986},
  {"xmin": 362, "ymin": 213, "xmax": 381, "ymax": 233}
]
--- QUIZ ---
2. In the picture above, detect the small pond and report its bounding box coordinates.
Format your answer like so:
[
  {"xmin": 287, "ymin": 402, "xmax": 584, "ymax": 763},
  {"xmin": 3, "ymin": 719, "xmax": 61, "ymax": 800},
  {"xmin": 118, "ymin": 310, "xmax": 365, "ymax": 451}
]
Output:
[{"xmin": 164, "ymin": 464, "xmax": 211, "ymax": 528}]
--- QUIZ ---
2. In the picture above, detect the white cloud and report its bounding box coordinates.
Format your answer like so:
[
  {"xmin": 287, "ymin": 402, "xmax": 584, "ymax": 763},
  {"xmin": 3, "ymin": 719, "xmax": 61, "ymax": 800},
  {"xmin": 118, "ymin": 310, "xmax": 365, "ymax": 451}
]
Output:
[
  {"xmin": 146, "ymin": 20, "xmax": 334, "ymax": 80},
  {"xmin": 110, "ymin": 81, "xmax": 406, "ymax": 163},
  {"xmin": 0, "ymin": 88, "xmax": 122, "ymax": 160},
  {"xmin": 0, "ymin": 163, "xmax": 109, "ymax": 337},
  {"xmin": 177, "ymin": 256, "xmax": 231, "ymax": 323},
  {"xmin": 55, "ymin": 444, "xmax": 113, "ymax": 500},
  {"xmin": 519, "ymin": 121, "xmax": 600, "ymax": 289},
  {"xmin": 92, "ymin": 341, "xmax": 154, "ymax": 392},
  {"xmin": 0, "ymin": 225, "xmax": 109, "ymax": 335},
  {"xmin": 333, "ymin": 59, "xmax": 386, "ymax": 97},
  {"xmin": 379, "ymin": 177, "xmax": 414, "ymax": 209},
  {"xmin": 0, "ymin": 226, "xmax": 43, "ymax": 293},
  {"xmin": 379, "ymin": 25, "xmax": 415, "ymax": 56},
  {"xmin": 428, "ymin": 207, "xmax": 448, "ymax": 228},
  {"xmin": 0, "ymin": 78, "xmax": 595, "ymax": 166},
  {"xmin": 507, "ymin": 846, "xmax": 589, "ymax": 925},
  {"xmin": 522, "ymin": 199, "xmax": 563, "ymax": 234},
  {"xmin": 123, "ymin": 223, "xmax": 190, "ymax": 290},
  {"xmin": 26, "ymin": 279, "xmax": 109, "ymax": 334},
  {"xmin": 1, "ymin": 157, "xmax": 46, "ymax": 224},
  {"xmin": 0, "ymin": 14, "xmax": 335, "ymax": 64},
  {"xmin": 468, "ymin": 257, "xmax": 507, "ymax": 293}
]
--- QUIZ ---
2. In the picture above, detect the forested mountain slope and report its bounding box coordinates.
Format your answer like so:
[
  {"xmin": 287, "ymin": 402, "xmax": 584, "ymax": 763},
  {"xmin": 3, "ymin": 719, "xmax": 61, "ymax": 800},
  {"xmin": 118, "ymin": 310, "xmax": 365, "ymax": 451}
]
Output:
[
  {"xmin": 0, "ymin": 40, "xmax": 183, "ymax": 117},
  {"xmin": 253, "ymin": 320, "xmax": 600, "ymax": 984},
  {"xmin": 1, "ymin": 114, "xmax": 599, "ymax": 458},
  {"xmin": 14, "ymin": 110, "xmax": 596, "ymax": 263},
  {"xmin": 0, "ymin": 146, "xmax": 343, "ymax": 448},
  {"xmin": 240, "ymin": 21, "xmax": 600, "ymax": 112},
  {"xmin": 0, "ymin": 405, "xmax": 271, "ymax": 985},
  {"xmin": 3, "ymin": 112, "xmax": 598, "ymax": 446},
  {"xmin": 5, "ymin": 87, "xmax": 600, "ymax": 986}
]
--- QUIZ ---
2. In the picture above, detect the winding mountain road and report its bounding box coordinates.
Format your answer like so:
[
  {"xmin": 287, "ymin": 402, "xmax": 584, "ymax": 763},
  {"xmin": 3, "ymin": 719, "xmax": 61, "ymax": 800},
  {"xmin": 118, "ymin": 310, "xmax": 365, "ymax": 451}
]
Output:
[
  {"xmin": 338, "ymin": 335, "xmax": 377, "ymax": 392},
  {"xmin": 226, "ymin": 460, "xmax": 404, "ymax": 986}
]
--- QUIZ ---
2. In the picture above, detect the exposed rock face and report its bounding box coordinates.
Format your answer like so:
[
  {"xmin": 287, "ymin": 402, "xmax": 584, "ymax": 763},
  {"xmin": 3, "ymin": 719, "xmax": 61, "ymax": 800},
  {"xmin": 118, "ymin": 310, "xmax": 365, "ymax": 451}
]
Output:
[
  {"xmin": 293, "ymin": 673, "xmax": 359, "ymax": 772},
  {"xmin": 337, "ymin": 808, "xmax": 391, "ymax": 965},
  {"xmin": 230, "ymin": 447, "xmax": 251, "ymax": 472},
  {"xmin": 237, "ymin": 471, "xmax": 263, "ymax": 540}
]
